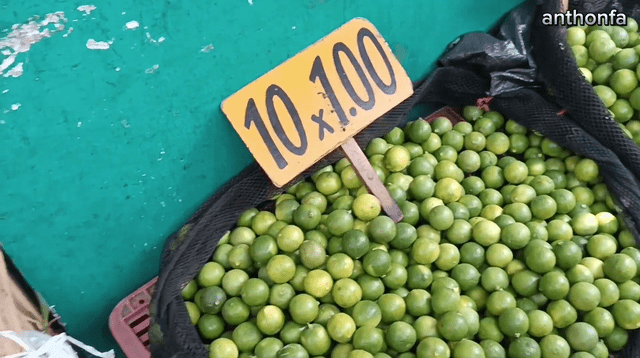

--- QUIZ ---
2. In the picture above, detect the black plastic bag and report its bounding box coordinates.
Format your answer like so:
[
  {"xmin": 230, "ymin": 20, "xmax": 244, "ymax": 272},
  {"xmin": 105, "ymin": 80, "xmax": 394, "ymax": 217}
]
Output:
[{"xmin": 149, "ymin": 0, "xmax": 640, "ymax": 356}]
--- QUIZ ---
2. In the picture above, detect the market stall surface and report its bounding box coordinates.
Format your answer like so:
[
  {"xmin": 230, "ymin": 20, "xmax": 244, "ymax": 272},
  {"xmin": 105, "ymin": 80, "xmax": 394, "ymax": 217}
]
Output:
[{"xmin": 1, "ymin": 0, "xmax": 521, "ymax": 355}]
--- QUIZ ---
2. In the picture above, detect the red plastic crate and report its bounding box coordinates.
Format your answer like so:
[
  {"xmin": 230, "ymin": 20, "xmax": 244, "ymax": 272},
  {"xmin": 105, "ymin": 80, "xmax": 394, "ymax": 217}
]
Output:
[{"xmin": 109, "ymin": 277, "xmax": 157, "ymax": 358}]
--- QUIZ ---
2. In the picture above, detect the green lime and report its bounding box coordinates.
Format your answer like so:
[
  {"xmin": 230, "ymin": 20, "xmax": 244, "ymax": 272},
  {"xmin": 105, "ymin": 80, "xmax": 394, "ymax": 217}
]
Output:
[
  {"xmin": 289, "ymin": 294, "xmax": 320, "ymax": 325},
  {"xmin": 298, "ymin": 240, "xmax": 326, "ymax": 270},
  {"xmin": 240, "ymin": 279, "xmax": 269, "ymax": 307},
  {"xmin": 527, "ymin": 310, "xmax": 553, "ymax": 338},
  {"xmin": 567, "ymin": 264, "xmax": 595, "ymax": 284},
  {"xmin": 327, "ymin": 312, "xmax": 357, "ymax": 343},
  {"xmin": 432, "ymin": 117, "xmax": 453, "ymax": 134},
  {"xmin": 222, "ymin": 297, "xmax": 250, "ymax": 326},
  {"xmin": 198, "ymin": 314, "xmax": 225, "ymax": 340},
  {"xmin": 486, "ymin": 290, "xmax": 516, "ymax": 316},
  {"xmin": 539, "ymin": 335, "xmax": 570, "ymax": 358},
  {"xmin": 382, "ymin": 263, "xmax": 408, "ymax": 289},
  {"xmin": 276, "ymin": 343, "xmax": 308, "ymax": 358},
  {"xmin": 479, "ymin": 317, "xmax": 504, "ymax": 342},
  {"xmin": 593, "ymin": 62, "xmax": 614, "ymax": 85},
  {"xmin": 316, "ymin": 172, "xmax": 342, "ymax": 196},
  {"xmin": 584, "ymin": 307, "xmax": 616, "ymax": 337},
  {"xmin": 512, "ymin": 270, "xmax": 541, "ymax": 297},
  {"xmin": 352, "ymin": 194, "xmax": 381, "ymax": 222},
  {"xmin": 303, "ymin": 270, "xmax": 334, "ymax": 298},
  {"xmin": 267, "ymin": 255, "xmax": 296, "ymax": 284},
  {"xmin": 197, "ymin": 262, "xmax": 225, "ymax": 288},
  {"xmin": 453, "ymin": 339, "xmax": 484, "ymax": 358},
  {"xmin": 552, "ymin": 241, "xmax": 582, "ymax": 270},
  {"xmin": 451, "ymin": 264, "xmax": 481, "ymax": 291},
  {"xmin": 575, "ymin": 159, "xmax": 600, "ymax": 182},
  {"xmin": 531, "ymin": 195, "xmax": 558, "ymax": 220},
  {"xmin": 547, "ymin": 219, "xmax": 573, "ymax": 242},
  {"xmin": 197, "ymin": 287, "xmax": 228, "ymax": 315},
  {"xmin": 611, "ymin": 25, "xmax": 630, "ymax": 47},
  {"xmin": 185, "ymin": 301, "xmax": 200, "ymax": 325},
  {"xmin": 499, "ymin": 222, "xmax": 530, "ymax": 250},
  {"xmin": 481, "ymin": 267, "xmax": 509, "ymax": 292},
  {"xmin": 589, "ymin": 38, "xmax": 617, "ymax": 63},
  {"xmin": 504, "ymin": 161, "xmax": 529, "ymax": 184},
  {"xmin": 568, "ymin": 282, "xmax": 601, "ymax": 311},
  {"xmin": 423, "ymin": 133, "xmax": 442, "ymax": 153},
  {"xmin": 604, "ymin": 325, "xmax": 628, "ymax": 351},
  {"xmin": 416, "ymin": 337, "xmax": 450, "ymax": 358},
  {"xmin": 294, "ymin": 204, "xmax": 322, "ymax": 230},
  {"xmin": 255, "ymin": 337, "xmax": 284, "ymax": 358},
  {"xmin": 300, "ymin": 323, "xmax": 331, "ymax": 356},
  {"xmin": 610, "ymin": 69, "xmax": 638, "ymax": 95},
  {"xmin": 233, "ymin": 321, "xmax": 263, "ymax": 352},
  {"xmin": 508, "ymin": 337, "xmax": 540, "ymax": 358},
  {"xmin": 546, "ymin": 299, "xmax": 577, "ymax": 329},
  {"xmin": 428, "ymin": 205, "xmax": 455, "ymax": 231},
  {"xmin": 363, "ymin": 249, "xmax": 391, "ymax": 277},
  {"xmin": 572, "ymin": 45, "xmax": 589, "ymax": 66},
  {"xmin": 481, "ymin": 166, "xmax": 505, "ymax": 189},
  {"xmin": 413, "ymin": 315, "xmax": 438, "ymax": 341},
  {"xmin": 472, "ymin": 220, "xmax": 501, "ymax": 246},
  {"xmin": 565, "ymin": 322, "xmax": 599, "ymax": 351},
  {"xmin": 604, "ymin": 253, "xmax": 637, "ymax": 282},
  {"xmin": 384, "ymin": 145, "xmax": 412, "ymax": 172},
  {"xmin": 480, "ymin": 340, "xmax": 506, "ymax": 358},
  {"xmin": 279, "ymin": 322, "xmax": 304, "ymax": 344},
  {"xmin": 586, "ymin": 234, "xmax": 617, "ymax": 261},
  {"xmin": 327, "ymin": 253, "xmax": 354, "ymax": 280},
  {"xmin": 503, "ymin": 203, "xmax": 533, "ymax": 223},
  {"xmin": 611, "ymin": 99, "xmax": 634, "ymax": 123},
  {"xmin": 315, "ymin": 303, "xmax": 340, "ymax": 326},
  {"xmin": 611, "ymin": 299, "xmax": 640, "ymax": 330},
  {"xmin": 327, "ymin": 210, "xmax": 354, "ymax": 237},
  {"xmin": 367, "ymin": 216, "xmax": 396, "ymax": 244},
  {"xmin": 431, "ymin": 287, "xmax": 461, "ymax": 316},
  {"xmin": 437, "ymin": 311, "xmax": 468, "ymax": 342},
  {"xmin": 358, "ymin": 275, "xmax": 385, "ymax": 301},
  {"xmin": 385, "ymin": 321, "xmax": 417, "ymax": 353},
  {"xmin": 596, "ymin": 212, "xmax": 619, "ymax": 234},
  {"xmin": 499, "ymin": 307, "xmax": 529, "ymax": 338},
  {"xmin": 460, "ymin": 242, "xmax": 486, "ymax": 269},
  {"xmin": 378, "ymin": 293, "xmax": 407, "ymax": 323},
  {"xmin": 539, "ymin": 270, "xmax": 569, "ymax": 300},
  {"xmin": 510, "ymin": 184, "xmax": 537, "ymax": 204},
  {"xmin": 181, "ymin": 280, "xmax": 198, "ymax": 301},
  {"xmin": 351, "ymin": 300, "xmax": 382, "ymax": 327},
  {"xmin": 353, "ymin": 326, "xmax": 384, "ymax": 354},
  {"xmin": 332, "ymin": 278, "xmax": 362, "ymax": 308},
  {"xmin": 435, "ymin": 243, "xmax": 460, "ymax": 271},
  {"xmin": 210, "ymin": 338, "xmax": 239, "ymax": 358}
]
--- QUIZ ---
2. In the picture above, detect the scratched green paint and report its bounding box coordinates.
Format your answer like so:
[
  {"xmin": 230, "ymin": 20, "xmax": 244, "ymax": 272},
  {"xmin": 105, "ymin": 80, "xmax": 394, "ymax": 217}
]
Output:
[{"xmin": 0, "ymin": 0, "xmax": 521, "ymax": 355}]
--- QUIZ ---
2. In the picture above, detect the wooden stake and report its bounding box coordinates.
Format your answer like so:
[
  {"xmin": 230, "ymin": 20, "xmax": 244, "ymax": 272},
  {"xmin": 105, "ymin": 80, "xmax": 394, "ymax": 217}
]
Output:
[{"xmin": 340, "ymin": 137, "xmax": 404, "ymax": 223}]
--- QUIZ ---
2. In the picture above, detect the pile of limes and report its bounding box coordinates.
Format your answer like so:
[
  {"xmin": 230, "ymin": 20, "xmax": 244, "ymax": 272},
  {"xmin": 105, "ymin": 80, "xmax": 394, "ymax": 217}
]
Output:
[
  {"xmin": 567, "ymin": 19, "xmax": 640, "ymax": 145},
  {"xmin": 182, "ymin": 106, "xmax": 640, "ymax": 358}
]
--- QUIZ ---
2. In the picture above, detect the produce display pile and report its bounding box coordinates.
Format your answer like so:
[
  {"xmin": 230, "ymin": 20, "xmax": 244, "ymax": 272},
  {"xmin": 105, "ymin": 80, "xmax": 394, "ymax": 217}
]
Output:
[
  {"xmin": 569, "ymin": 19, "xmax": 640, "ymax": 145},
  {"xmin": 180, "ymin": 106, "xmax": 640, "ymax": 358}
]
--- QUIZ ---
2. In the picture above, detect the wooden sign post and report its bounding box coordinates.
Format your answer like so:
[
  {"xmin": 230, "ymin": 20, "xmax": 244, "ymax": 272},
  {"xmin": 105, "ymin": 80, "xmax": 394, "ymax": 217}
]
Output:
[{"xmin": 221, "ymin": 18, "xmax": 413, "ymax": 222}]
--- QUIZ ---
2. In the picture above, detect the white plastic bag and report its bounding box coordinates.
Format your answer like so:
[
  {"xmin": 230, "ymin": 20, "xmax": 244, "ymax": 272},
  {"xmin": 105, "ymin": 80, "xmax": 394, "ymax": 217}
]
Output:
[{"xmin": 0, "ymin": 331, "xmax": 114, "ymax": 358}]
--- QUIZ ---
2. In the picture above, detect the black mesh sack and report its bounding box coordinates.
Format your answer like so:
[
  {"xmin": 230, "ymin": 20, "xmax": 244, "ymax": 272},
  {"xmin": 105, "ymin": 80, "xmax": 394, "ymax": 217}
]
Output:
[
  {"xmin": 149, "ymin": 0, "xmax": 640, "ymax": 357},
  {"xmin": 147, "ymin": 79, "xmax": 437, "ymax": 358},
  {"xmin": 417, "ymin": 0, "xmax": 640, "ymax": 245},
  {"xmin": 414, "ymin": 0, "xmax": 640, "ymax": 355}
]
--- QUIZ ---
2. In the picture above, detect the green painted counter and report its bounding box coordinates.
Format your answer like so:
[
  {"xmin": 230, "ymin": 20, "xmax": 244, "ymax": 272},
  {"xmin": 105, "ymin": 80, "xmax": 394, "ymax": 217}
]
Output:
[{"xmin": 1, "ymin": 0, "xmax": 521, "ymax": 355}]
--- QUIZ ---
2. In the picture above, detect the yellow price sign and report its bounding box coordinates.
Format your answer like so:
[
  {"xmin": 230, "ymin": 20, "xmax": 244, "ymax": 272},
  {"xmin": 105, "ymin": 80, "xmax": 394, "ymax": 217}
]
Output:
[{"xmin": 222, "ymin": 18, "xmax": 413, "ymax": 188}]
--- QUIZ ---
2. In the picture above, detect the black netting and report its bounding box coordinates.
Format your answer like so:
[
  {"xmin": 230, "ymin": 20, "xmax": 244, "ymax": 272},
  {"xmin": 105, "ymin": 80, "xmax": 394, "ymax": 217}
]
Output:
[
  {"xmin": 149, "ymin": 79, "xmax": 435, "ymax": 358},
  {"xmin": 149, "ymin": 0, "xmax": 640, "ymax": 357}
]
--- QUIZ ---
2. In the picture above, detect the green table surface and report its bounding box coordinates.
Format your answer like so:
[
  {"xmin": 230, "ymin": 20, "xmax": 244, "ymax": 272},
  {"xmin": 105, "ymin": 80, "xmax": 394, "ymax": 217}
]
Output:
[{"xmin": 1, "ymin": 0, "xmax": 521, "ymax": 355}]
